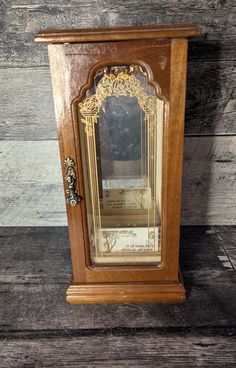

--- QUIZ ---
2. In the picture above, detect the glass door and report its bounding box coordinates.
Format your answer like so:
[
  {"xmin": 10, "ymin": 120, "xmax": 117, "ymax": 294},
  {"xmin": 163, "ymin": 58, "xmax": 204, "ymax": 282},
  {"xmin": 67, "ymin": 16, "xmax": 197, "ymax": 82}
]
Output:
[{"xmin": 78, "ymin": 65, "xmax": 164, "ymax": 265}]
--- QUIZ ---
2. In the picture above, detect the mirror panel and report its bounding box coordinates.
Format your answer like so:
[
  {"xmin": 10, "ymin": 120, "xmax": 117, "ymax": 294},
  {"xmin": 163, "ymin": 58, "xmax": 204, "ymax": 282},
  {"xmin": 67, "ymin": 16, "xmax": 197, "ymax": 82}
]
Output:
[{"xmin": 78, "ymin": 65, "xmax": 164, "ymax": 265}]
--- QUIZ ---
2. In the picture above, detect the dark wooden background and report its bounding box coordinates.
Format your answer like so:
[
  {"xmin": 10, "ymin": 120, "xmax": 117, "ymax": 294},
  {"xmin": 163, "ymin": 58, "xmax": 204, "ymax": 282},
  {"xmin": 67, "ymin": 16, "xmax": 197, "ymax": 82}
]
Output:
[{"xmin": 0, "ymin": 0, "xmax": 235, "ymax": 225}]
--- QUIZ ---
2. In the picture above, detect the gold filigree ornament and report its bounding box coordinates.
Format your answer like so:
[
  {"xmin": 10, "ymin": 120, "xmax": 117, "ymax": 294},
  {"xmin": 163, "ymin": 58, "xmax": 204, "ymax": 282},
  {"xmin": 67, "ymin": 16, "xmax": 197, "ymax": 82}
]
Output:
[{"xmin": 79, "ymin": 66, "xmax": 158, "ymax": 136}]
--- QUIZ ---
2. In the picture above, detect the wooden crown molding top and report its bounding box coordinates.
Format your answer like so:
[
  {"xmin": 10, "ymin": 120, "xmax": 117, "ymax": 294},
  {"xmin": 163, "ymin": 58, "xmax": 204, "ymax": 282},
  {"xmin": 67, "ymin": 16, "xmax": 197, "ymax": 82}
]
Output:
[{"xmin": 34, "ymin": 24, "xmax": 201, "ymax": 44}]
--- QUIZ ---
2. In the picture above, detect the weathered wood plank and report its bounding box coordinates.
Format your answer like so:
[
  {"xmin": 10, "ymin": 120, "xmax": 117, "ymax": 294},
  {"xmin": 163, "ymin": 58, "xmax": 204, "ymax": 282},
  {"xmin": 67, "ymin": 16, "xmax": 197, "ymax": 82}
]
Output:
[
  {"xmin": 0, "ymin": 141, "xmax": 66, "ymax": 226},
  {"xmin": 213, "ymin": 225, "xmax": 236, "ymax": 233},
  {"xmin": 0, "ymin": 226, "xmax": 231, "ymax": 284},
  {"xmin": 182, "ymin": 136, "xmax": 236, "ymax": 225},
  {"xmin": 181, "ymin": 226, "xmax": 216, "ymax": 236},
  {"xmin": 188, "ymin": 40, "xmax": 236, "ymax": 62},
  {"xmin": 185, "ymin": 61, "xmax": 236, "ymax": 135},
  {"xmin": 0, "ymin": 0, "xmax": 235, "ymax": 67},
  {"xmin": 180, "ymin": 232, "xmax": 232, "ymax": 272},
  {"xmin": 0, "ymin": 280, "xmax": 235, "ymax": 331},
  {"xmin": 0, "ymin": 227, "xmax": 70, "ymax": 284},
  {"xmin": 0, "ymin": 182, "xmax": 66, "ymax": 226},
  {"xmin": 216, "ymin": 229, "xmax": 236, "ymax": 269},
  {"xmin": 0, "ymin": 68, "xmax": 57, "ymax": 140},
  {"xmin": 0, "ymin": 227, "xmax": 235, "ymax": 365},
  {"xmin": 0, "ymin": 137, "xmax": 235, "ymax": 225},
  {"xmin": 0, "ymin": 227, "xmax": 235, "ymax": 331},
  {"xmin": 0, "ymin": 62, "xmax": 235, "ymax": 141},
  {"xmin": 0, "ymin": 332, "xmax": 235, "ymax": 368}
]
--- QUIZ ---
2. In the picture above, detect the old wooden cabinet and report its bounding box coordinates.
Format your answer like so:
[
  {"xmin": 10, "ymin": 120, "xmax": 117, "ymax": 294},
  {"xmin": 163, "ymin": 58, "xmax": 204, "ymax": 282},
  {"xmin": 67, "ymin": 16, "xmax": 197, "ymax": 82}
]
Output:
[{"xmin": 35, "ymin": 24, "xmax": 200, "ymax": 303}]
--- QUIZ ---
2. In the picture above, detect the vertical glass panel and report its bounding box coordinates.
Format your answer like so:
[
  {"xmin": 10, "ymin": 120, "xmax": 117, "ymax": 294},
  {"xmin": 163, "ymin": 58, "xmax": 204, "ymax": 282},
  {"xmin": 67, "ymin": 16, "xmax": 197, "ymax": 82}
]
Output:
[{"xmin": 78, "ymin": 65, "xmax": 164, "ymax": 265}]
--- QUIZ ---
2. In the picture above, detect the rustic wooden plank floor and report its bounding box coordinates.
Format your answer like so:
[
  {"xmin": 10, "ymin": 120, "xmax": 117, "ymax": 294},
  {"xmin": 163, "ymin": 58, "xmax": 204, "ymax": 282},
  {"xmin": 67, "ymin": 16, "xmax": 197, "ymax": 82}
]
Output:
[{"xmin": 0, "ymin": 226, "xmax": 235, "ymax": 367}]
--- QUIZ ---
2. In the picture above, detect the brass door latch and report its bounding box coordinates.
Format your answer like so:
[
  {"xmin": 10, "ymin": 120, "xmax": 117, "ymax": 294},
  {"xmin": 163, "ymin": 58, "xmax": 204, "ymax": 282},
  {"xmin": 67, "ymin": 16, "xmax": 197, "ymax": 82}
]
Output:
[{"xmin": 64, "ymin": 157, "xmax": 81, "ymax": 206}]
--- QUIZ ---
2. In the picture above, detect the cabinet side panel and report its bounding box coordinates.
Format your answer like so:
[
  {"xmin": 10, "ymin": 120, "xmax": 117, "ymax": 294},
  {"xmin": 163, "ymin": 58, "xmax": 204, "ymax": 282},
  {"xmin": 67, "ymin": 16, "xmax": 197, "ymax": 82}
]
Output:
[{"xmin": 163, "ymin": 38, "xmax": 188, "ymax": 280}]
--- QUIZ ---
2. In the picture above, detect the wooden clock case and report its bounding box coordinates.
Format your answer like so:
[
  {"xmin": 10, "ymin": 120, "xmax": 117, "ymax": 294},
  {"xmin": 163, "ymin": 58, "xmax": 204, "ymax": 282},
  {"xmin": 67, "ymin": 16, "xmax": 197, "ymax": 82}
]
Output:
[{"xmin": 35, "ymin": 24, "xmax": 201, "ymax": 303}]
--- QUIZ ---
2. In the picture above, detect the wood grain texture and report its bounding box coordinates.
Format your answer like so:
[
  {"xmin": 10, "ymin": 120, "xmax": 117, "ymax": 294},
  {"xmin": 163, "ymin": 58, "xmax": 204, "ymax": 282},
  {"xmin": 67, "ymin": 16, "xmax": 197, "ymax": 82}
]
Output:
[
  {"xmin": 0, "ymin": 332, "xmax": 235, "ymax": 368},
  {"xmin": 34, "ymin": 24, "xmax": 201, "ymax": 43},
  {"xmin": 0, "ymin": 1, "xmax": 235, "ymax": 67},
  {"xmin": 1, "ymin": 64, "xmax": 234, "ymax": 141},
  {"xmin": 182, "ymin": 136, "xmax": 236, "ymax": 225},
  {"xmin": 0, "ymin": 141, "xmax": 66, "ymax": 226},
  {"xmin": 216, "ymin": 228, "xmax": 236, "ymax": 269},
  {"xmin": 0, "ymin": 270, "xmax": 235, "ymax": 330},
  {"xmin": 0, "ymin": 137, "xmax": 235, "ymax": 226},
  {"xmin": 185, "ymin": 60, "xmax": 236, "ymax": 135},
  {"xmin": 0, "ymin": 226, "xmax": 235, "ymax": 366},
  {"xmin": 0, "ymin": 68, "xmax": 56, "ymax": 140},
  {"xmin": 0, "ymin": 227, "xmax": 235, "ymax": 331},
  {"xmin": 0, "ymin": 227, "xmax": 70, "ymax": 284}
]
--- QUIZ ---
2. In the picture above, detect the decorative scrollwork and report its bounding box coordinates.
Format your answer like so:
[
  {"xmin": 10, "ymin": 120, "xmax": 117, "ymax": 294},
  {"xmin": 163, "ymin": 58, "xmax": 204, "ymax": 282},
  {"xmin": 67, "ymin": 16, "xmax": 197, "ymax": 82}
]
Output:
[{"xmin": 78, "ymin": 65, "xmax": 158, "ymax": 136}]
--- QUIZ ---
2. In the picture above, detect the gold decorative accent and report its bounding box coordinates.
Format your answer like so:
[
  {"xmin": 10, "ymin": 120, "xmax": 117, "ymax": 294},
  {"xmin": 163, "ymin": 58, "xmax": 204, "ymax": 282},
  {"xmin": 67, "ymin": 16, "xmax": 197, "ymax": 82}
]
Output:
[
  {"xmin": 79, "ymin": 65, "xmax": 157, "ymax": 136},
  {"xmin": 64, "ymin": 157, "xmax": 81, "ymax": 206}
]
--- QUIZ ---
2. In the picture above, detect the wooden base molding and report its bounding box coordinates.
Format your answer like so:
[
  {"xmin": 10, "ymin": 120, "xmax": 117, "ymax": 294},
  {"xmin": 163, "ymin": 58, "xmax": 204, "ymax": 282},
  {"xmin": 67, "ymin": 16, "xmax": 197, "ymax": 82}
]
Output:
[{"xmin": 66, "ymin": 280, "xmax": 186, "ymax": 304}]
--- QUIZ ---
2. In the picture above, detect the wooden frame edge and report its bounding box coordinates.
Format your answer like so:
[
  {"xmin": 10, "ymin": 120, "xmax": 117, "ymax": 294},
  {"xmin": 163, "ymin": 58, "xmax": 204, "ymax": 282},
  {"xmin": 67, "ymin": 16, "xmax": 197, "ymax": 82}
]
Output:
[
  {"xmin": 66, "ymin": 278, "xmax": 186, "ymax": 304},
  {"xmin": 34, "ymin": 24, "xmax": 201, "ymax": 44}
]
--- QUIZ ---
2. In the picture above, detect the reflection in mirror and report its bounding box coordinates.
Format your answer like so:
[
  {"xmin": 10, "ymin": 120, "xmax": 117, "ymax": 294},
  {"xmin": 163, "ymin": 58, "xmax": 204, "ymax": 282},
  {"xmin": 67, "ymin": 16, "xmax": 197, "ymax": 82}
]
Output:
[{"xmin": 78, "ymin": 65, "xmax": 164, "ymax": 265}]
